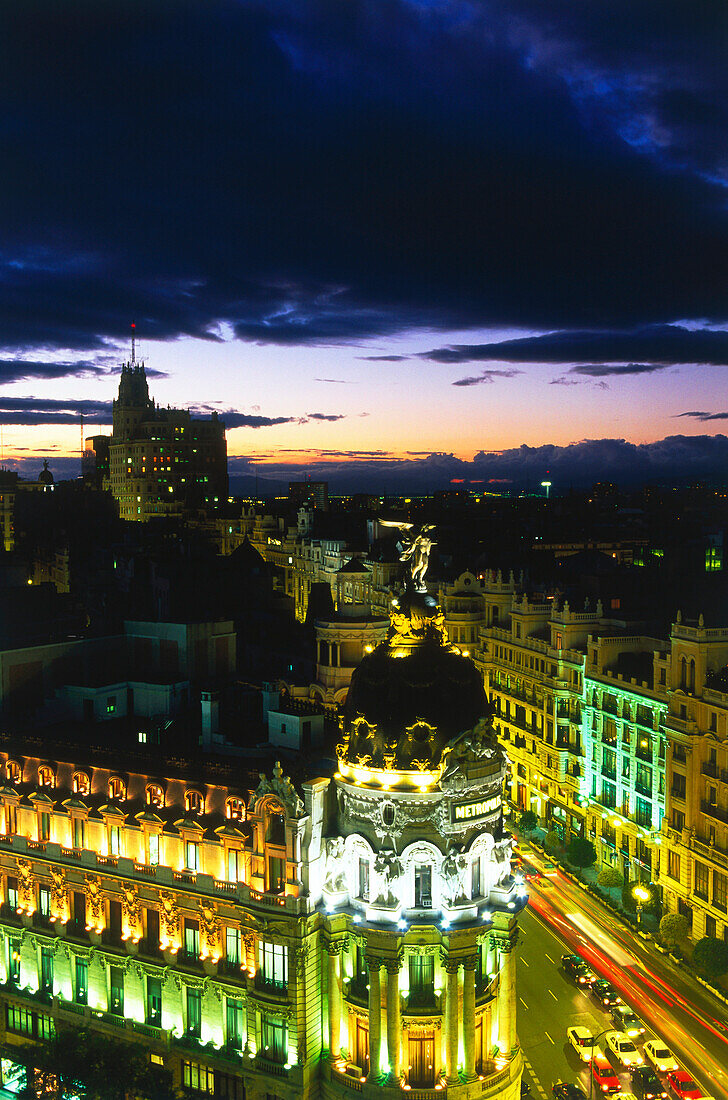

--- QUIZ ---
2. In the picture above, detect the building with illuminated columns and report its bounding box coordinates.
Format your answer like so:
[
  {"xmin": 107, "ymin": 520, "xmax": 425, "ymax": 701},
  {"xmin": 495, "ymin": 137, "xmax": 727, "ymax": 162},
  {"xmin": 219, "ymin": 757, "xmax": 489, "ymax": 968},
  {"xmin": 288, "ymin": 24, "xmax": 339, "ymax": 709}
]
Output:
[{"xmin": 0, "ymin": 539, "xmax": 523, "ymax": 1100}]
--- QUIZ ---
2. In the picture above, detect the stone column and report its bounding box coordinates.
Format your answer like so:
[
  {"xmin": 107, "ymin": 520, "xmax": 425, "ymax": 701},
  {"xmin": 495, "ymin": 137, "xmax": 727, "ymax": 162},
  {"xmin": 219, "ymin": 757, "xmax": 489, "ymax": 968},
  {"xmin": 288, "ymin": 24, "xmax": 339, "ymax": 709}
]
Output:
[
  {"xmin": 385, "ymin": 957, "xmax": 401, "ymax": 1083},
  {"xmin": 444, "ymin": 958, "xmax": 460, "ymax": 1083},
  {"xmin": 327, "ymin": 943, "xmax": 343, "ymax": 1060},
  {"xmin": 462, "ymin": 956, "xmax": 477, "ymax": 1080},
  {"xmin": 367, "ymin": 956, "xmax": 381, "ymax": 1081},
  {"xmin": 498, "ymin": 940, "xmax": 517, "ymax": 1054}
]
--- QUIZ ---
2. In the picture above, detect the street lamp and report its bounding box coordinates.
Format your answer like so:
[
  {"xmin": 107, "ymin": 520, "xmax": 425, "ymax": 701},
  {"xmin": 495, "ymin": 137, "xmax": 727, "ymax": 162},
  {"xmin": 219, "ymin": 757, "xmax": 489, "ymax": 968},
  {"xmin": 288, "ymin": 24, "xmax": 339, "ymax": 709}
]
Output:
[
  {"xmin": 633, "ymin": 884, "xmax": 650, "ymax": 925},
  {"xmin": 541, "ymin": 480, "xmax": 552, "ymax": 500}
]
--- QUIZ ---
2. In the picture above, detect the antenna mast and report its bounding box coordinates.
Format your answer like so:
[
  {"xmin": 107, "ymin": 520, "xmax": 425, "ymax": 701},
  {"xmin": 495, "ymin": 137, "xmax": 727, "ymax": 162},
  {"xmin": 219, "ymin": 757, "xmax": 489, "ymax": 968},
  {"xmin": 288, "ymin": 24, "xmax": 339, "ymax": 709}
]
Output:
[
  {"xmin": 131, "ymin": 321, "xmax": 136, "ymax": 365},
  {"xmin": 80, "ymin": 412, "xmax": 84, "ymax": 476}
]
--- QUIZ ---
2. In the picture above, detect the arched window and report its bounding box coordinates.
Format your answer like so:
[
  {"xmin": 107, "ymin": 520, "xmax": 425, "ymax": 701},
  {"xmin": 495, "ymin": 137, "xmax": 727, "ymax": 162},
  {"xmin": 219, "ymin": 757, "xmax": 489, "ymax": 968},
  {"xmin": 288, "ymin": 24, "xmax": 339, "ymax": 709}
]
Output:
[
  {"xmin": 6, "ymin": 761, "xmax": 20, "ymax": 785},
  {"xmin": 72, "ymin": 772, "xmax": 90, "ymax": 796},
  {"xmin": 680, "ymin": 657, "xmax": 687, "ymax": 689},
  {"xmin": 108, "ymin": 776, "xmax": 125, "ymax": 801},
  {"xmin": 186, "ymin": 790, "xmax": 204, "ymax": 815},
  {"xmin": 146, "ymin": 784, "xmax": 164, "ymax": 809},
  {"xmin": 689, "ymin": 659, "xmax": 696, "ymax": 694},
  {"xmin": 226, "ymin": 797, "xmax": 245, "ymax": 821},
  {"xmin": 38, "ymin": 765, "xmax": 54, "ymax": 788}
]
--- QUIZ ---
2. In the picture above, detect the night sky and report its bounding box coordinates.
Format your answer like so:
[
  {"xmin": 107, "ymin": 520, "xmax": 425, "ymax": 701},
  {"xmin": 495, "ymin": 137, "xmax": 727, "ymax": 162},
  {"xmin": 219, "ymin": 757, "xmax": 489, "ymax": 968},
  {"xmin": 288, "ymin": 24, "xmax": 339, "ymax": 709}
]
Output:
[{"xmin": 2, "ymin": 1, "xmax": 728, "ymax": 491}]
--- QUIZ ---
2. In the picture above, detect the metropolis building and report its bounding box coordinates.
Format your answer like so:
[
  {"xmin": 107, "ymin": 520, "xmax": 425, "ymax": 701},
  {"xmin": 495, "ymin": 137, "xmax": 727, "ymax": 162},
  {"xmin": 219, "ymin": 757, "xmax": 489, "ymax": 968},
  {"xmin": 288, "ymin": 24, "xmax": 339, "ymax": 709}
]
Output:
[
  {"xmin": 93, "ymin": 351, "xmax": 228, "ymax": 521},
  {"xmin": 0, "ymin": 531, "xmax": 523, "ymax": 1099}
]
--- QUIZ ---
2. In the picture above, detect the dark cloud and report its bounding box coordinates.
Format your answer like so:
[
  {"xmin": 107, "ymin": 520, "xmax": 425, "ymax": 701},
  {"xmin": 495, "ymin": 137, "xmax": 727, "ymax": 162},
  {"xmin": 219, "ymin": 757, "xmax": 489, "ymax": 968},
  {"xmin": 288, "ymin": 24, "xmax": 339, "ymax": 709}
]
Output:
[
  {"xmin": 357, "ymin": 355, "xmax": 410, "ymax": 362},
  {"xmin": 0, "ymin": 357, "xmax": 114, "ymax": 385},
  {"xmin": 315, "ymin": 377, "xmax": 351, "ymax": 383},
  {"xmin": 571, "ymin": 363, "xmax": 672, "ymax": 377},
  {"xmin": 223, "ymin": 434, "xmax": 728, "ymax": 494},
  {"xmin": 1, "ymin": 2, "xmax": 728, "ymax": 357},
  {"xmin": 452, "ymin": 369, "xmax": 522, "ymax": 387},
  {"xmin": 675, "ymin": 410, "xmax": 728, "ymax": 421},
  {"xmin": 0, "ymin": 396, "xmax": 346, "ymax": 429},
  {"xmin": 0, "ymin": 397, "xmax": 112, "ymax": 426},
  {"xmin": 420, "ymin": 326, "xmax": 728, "ymax": 366}
]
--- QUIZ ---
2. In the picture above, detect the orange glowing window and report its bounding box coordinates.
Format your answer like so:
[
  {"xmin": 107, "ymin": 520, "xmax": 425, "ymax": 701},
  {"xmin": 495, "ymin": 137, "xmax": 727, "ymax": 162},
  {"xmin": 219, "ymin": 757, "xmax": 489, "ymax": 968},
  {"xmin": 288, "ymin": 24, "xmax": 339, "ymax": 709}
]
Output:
[
  {"xmin": 72, "ymin": 772, "xmax": 90, "ymax": 796},
  {"xmin": 146, "ymin": 784, "xmax": 164, "ymax": 809},
  {"xmin": 108, "ymin": 777, "xmax": 125, "ymax": 801}
]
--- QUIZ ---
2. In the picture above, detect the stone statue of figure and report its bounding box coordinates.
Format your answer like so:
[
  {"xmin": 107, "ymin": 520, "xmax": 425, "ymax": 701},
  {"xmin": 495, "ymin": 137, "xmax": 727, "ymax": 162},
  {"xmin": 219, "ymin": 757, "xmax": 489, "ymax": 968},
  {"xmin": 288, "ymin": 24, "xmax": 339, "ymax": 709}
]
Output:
[
  {"xmin": 323, "ymin": 836, "xmax": 347, "ymax": 893},
  {"xmin": 381, "ymin": 522, "xmax": 436, "ymax": 591},
  {"xmin": 441, "ymin": 849, "xmax": 468, "ymax": 903},
  {"xmin": 373, "ymin": 847, "xmax": 404, "ymax": 905}
]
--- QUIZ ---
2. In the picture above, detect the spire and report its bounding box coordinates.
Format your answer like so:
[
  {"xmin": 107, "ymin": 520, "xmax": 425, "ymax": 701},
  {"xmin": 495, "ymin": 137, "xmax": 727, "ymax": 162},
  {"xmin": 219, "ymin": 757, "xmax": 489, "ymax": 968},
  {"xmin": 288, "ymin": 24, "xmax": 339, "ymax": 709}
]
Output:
[{"xmin": 131, "ymin": 321, "xmax": 136, "ymax": 365}]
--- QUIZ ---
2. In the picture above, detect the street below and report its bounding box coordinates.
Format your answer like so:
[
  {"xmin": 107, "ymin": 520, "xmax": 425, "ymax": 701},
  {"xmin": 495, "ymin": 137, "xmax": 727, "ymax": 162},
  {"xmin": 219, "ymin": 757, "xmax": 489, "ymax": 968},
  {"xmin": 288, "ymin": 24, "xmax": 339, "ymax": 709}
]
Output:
[{"xmin": 517, "ymin": 857, "xmax": 728, "ymax": 1100}]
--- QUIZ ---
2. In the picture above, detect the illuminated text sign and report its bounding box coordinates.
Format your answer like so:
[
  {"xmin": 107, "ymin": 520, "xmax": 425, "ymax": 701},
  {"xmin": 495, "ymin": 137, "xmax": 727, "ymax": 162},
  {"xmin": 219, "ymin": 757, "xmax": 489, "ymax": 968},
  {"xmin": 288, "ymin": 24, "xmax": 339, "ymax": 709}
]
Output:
[{"xmin": 452, "ymin": 795, "xmax": 499, "ymax": 823}]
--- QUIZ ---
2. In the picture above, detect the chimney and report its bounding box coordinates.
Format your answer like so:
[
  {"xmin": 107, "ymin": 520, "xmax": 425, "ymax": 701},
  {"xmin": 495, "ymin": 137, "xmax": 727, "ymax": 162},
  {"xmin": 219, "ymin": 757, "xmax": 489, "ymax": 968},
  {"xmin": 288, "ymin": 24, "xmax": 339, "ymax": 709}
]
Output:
[{"xmin": 200, "ymin": 691, "xmax": 220, "ymax": 747}]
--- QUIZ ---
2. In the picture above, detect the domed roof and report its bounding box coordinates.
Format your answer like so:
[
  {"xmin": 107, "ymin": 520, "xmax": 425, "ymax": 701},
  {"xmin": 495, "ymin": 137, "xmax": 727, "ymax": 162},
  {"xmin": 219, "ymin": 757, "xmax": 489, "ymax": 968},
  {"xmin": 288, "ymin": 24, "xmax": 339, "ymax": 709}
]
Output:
[
  {"xmin": 338, "ymin": 587, "xmax": 495, "ymax": 775},
  {"xmin": 38, "ymin": 460, "xmax": 54, "ymax": 485}
]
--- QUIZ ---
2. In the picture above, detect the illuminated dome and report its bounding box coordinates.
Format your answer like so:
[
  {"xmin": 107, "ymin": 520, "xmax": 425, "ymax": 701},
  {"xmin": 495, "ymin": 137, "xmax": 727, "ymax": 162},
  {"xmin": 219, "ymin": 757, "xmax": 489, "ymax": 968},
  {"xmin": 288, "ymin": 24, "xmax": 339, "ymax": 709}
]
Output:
[{"xmin": 337, "ymin": 585, "xmax": 498, "ymax": 779}]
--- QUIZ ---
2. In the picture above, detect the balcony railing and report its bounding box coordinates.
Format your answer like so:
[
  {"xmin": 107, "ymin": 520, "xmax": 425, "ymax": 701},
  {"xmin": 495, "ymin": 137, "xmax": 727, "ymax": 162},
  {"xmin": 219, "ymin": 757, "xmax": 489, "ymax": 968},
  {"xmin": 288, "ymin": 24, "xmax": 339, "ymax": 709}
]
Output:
[
  {"xmin": 701, "ymin": 800, "xmax": 728, "ymax": 824},
  {"xmin": 254, "ymin": 973, "xmax": 288, "ymax": 996}
]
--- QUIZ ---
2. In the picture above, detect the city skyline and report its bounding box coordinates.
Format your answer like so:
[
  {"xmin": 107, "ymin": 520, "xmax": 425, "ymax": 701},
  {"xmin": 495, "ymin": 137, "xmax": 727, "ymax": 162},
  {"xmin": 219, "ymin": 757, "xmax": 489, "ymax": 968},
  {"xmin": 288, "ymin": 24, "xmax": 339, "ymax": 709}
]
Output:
[{"xmin": 2, "ymin": 2, "xmax": 727, "ymax": 491}]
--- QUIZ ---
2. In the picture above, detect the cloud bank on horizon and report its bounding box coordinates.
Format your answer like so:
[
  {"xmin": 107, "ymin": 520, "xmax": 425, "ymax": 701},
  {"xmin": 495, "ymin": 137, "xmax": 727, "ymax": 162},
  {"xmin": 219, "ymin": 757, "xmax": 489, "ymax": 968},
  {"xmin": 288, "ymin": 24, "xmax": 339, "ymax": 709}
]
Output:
[{"xmin": 2, "ymin": 1, "xmax": 728, "ymax": 488}]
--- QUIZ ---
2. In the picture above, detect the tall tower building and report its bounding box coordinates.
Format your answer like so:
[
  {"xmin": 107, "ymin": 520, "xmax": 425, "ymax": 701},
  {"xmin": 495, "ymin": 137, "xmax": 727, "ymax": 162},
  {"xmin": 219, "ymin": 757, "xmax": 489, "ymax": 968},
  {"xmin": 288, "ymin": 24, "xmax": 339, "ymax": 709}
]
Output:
[
  {"xmin": 319, "ymin": 525, "xmax": 525, "ymax": 1097},
  {"xmin": 104, "ymin": 349, "xmax": 228, "ymax": 521}
]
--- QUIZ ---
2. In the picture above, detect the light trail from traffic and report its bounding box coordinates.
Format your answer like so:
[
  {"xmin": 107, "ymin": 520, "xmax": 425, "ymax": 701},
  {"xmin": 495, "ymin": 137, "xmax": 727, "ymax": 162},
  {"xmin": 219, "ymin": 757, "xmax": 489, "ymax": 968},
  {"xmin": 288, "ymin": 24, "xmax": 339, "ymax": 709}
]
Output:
[{"xmin": 526, "ymin": 875, "xmax": 728, "ymax": 1100}]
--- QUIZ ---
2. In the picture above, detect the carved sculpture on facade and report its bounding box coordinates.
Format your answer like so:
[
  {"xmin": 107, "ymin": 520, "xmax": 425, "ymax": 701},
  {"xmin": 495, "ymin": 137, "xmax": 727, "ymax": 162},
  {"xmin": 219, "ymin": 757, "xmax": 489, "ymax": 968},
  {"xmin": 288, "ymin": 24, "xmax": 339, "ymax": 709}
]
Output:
[
  {"xmin": 251, "ymin": 760, "xmax": 304, "ymax": 818},
  {"xmin": 441, "ymin": 849, "xmax": 468, "ymax": 904},
  {"xmin": 121, "ymin": 881, "xmax": 142, "ymax": 939},
  {"xmin": 159, "ymin": 891, "xmax": 180, "ymax": 948},
  {"xmin": 373, "ymin": 846, "xmax": 404, "ymax": 906},
  {"xmin": 200, "ymin": 905, "xmax": 221, "ymax": 959},
  {"xmin": 16, "ymin": 859, "xmax": 34, "ymax": 912},
  {"xmin": 50, "ymin": 867, "xmax": 69, "ymax": 922},
  {"xmin": 85, "ymin": 875, "xmax": 104, "ymax": 929},
  {"xmin": 323, "ymin": 836, "xmax": 347, "ymax": 894}
]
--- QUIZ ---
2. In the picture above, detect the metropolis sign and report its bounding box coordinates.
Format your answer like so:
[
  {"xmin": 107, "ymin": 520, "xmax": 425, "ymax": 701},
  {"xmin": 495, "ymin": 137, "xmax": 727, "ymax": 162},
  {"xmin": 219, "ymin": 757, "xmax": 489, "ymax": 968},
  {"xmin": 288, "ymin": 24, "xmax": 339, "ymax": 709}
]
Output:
[{"xmin": 451, "ymin": 794, "xmax": 500, "ymax": 823}]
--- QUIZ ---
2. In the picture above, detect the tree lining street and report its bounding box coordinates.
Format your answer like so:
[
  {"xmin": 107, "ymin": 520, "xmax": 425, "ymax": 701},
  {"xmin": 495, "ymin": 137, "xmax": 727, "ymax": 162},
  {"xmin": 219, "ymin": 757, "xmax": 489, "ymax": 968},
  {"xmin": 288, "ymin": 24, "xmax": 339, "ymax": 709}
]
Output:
[{"xmin": 517, "ymin": 867, "xmax": 728, "ymax": 1100}]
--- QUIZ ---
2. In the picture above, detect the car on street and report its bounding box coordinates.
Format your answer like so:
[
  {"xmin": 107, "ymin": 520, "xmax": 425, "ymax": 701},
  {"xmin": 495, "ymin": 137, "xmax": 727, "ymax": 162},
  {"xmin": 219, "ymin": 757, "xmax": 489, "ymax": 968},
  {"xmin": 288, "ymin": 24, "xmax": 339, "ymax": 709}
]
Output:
[
  {"xmin": 523, "ymin": 864, "xmax": 542, "ymax": 882},
  {"xmin": 591, "ymin": 1054, "xmax": 621, "ymax": 1094},
  {"xmin": 610, "ymin": 1004, "xmax": 646, "ymax": 1037},
  {"xmin": 567, "ymin": 1026, "xmax": 597, "ymax": 1062},
  {"xmin": 553, "ymin": 1084, "xmax": 588, "ymax": 1100},
  {"xmin": 540, "ymin": 858, "xmax": 559, "ymax": 876},
  {"xmin": 666, "ymin": 1070, "xmax": 704, "ymax": 1100},
  {"xmin": 592, "ymin": 979, "xmax": 622, "ymax": 1009},
  {"xmin": 605, "ymin": 1030, "xmax": 644, "ymax": 1068},
  {"xmin": 630, "ymin": 1065, "xmax": 668, "ymax": 1099},
  {"xmin": 561, "ymin": 954, "xmax": 597, "ymax": 985},
  {"xmin": 643, "ymin": 1041, "xmax": 679, "ymax": 1074}
]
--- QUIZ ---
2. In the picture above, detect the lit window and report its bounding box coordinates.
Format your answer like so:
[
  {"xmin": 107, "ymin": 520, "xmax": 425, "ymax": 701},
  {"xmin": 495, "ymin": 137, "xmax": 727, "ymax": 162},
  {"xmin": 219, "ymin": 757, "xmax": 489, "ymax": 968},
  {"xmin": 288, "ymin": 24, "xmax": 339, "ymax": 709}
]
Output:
[
  {"xmin": 38, "ymin": 766, "xmax": 54, "ymax": 788},
  {"xmin": 185, "ymin": 790, "xmax": 204, "ymax": 815},
  {"xmin": 72, "ymin": 772, "xmax": 90, "ymax": 796},
  {"xmin": 6, "ymin": 762, "xmax": 20, "ymax": 785},
  {"xmin": 259, "ymin": 942, "xmax": 288, "ymax": 991},
  {"xmin": 146, "ymin": 784, "xmax": 164, "ymax": 808},
  {"xmin": 226, "ymin": 797, "xmax": 245, "ymax": 821},
  {"xmin": 108, "ymin": 777, "xmax": 125, "ymax": 801},
  {"xmin": 185, "ymin": 840, "xmax": 200, "ymax": 872}
]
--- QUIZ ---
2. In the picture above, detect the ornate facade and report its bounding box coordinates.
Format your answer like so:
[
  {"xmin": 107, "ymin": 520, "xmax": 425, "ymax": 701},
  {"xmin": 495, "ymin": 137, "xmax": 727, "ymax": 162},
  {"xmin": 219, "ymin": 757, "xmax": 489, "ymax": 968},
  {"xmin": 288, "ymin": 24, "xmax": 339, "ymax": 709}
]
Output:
[{"xmin": 0, "ymin": 543, "xmax": 524, "ymax": 1100}]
